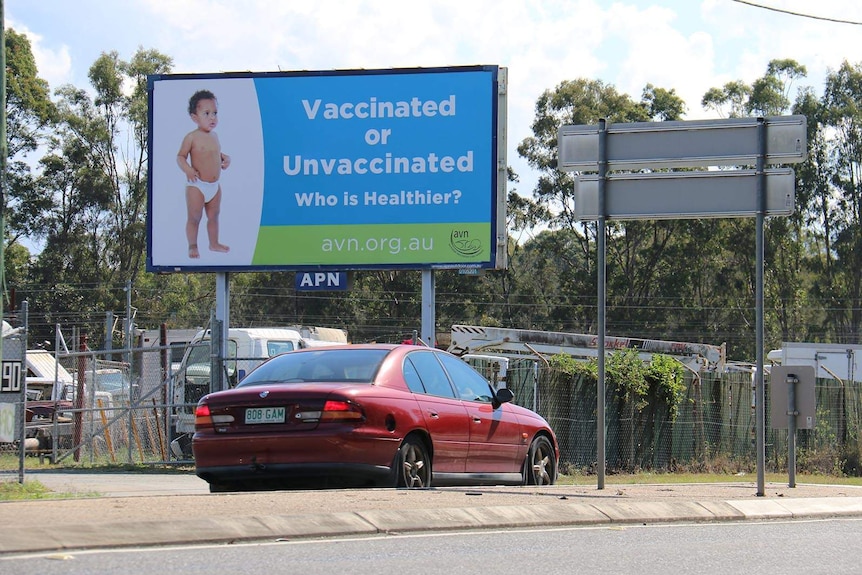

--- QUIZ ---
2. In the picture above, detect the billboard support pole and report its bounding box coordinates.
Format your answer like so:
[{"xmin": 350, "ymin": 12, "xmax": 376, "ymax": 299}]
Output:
[
  {"xmin": 216, "ymin": 272, "xmax": 230, "ymax": 390},
  {"xmin": 421, "ymin": 270, "xmax": 435, "ymax": 347}
]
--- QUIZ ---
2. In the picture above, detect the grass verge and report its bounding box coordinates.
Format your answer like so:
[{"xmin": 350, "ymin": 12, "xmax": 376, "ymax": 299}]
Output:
[
  {"xmin": 0, "ymin": 479, "xmax": 98, "ymax": 501},
  {"xmin": 558, "ymin": 471, "xmax": 862, "ymax": 486}
]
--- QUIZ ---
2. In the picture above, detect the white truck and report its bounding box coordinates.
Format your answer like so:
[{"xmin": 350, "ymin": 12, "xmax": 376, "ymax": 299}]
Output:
[
  {"xmin": 170, "ymin": 325, "xmax": 348, "ymax": 457},
  {"xmin": 447, "ymin": 324, "xmax": 726, "ymax": 373},
  {"xmin": 137, "ymin": 328, "xmax": 202, "ymax": 379},
  {"xmin": 767, "ymin": 342, "xmax": 862, "ymax": 382}
]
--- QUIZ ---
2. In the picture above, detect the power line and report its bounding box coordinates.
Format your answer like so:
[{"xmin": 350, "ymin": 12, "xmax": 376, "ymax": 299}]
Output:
[{"xmin": 732, "ymin": 0, "xmax": 862, "ymax": 25}]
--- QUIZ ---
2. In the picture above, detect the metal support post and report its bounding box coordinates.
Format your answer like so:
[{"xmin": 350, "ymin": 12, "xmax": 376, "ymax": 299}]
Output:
[
  {"xmin": 17, "ymin": 302, "xmax": 27, "ymax": 482},
  {"xmin": 215, "ymin": 273, "xmax": 230, "ymax": 390},
  {"xmin": 597, "ymin": 119, "xmax": 608, "ymax": 490},
  {"xmin": 210, "ymin": 312, "xmax": 224, "ymax": 393},
  {"xmin": 787, "ymin": 374, "xmax": 799, "ymax": 488},
  {"xmin": 755, "ymin": 118, "xmax": 766, "ymax": 496},
  {"xmin": 421, "ymin": 270, "xmax": 436, "ymax": 347}
]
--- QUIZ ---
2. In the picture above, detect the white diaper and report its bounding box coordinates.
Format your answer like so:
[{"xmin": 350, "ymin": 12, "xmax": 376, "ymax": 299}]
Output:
[{"xmin": 187, "ymin": 179, "xmax": 221, "ymax": 203}]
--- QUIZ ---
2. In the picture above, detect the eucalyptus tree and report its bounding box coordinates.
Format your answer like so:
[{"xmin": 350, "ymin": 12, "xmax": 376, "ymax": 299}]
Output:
[
  {"xmin": 820, "ymin": 60, "xmax": 862, "ymax": 343},
  {"xmin": 516, "ymin": 78, "xmax": 694, "ymax": 339},
  {"xmin": 701, "ymin": 80, "xmax": 751, "ymax": 119},
  {"xmin": 753, "ymin": 59, "xmax": 812, "ymax": 347},
  {"xmin": 480, "ymin": 184, "xmax": 552, "ymax": 328},
  {"xmin": 2, "ymin": 29, "xmax": 58, "ymax": 339},
  {"xmin": 24, "ymin": 48, "xmax": 172, "ymax": 345},
  {"xmin": 792, "ymin": 89, "xmax": 833, "ymax": 340},
  {"xmin": 432, "ymin": 169, "xmax": 553, "ymax": 332},
  {"xmin": 3, "ymin": 29, "xmax": 56, "ymax": 263},
  {"xmin": 700, "ymin": 59, "xmax": 813, "ymax": 357}
]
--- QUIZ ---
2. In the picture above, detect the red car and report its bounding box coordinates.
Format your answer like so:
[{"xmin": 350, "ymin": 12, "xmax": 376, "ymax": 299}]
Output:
[{"xmin": 193, "ymin": 344, "xmax": 558, "ymax": 492}]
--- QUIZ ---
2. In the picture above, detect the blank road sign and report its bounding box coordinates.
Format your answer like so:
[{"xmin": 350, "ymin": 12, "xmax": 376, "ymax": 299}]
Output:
[
  {"xmin": 558, "ymin": 115, "xmax": 807, "ymax": 171},
  {"xmin": 769, "ymin": 365, "xmax": 816, "ymax": 430},
  {"xmin": 574, "ymin": 168, "xmax": 795, "ymax": 220}
]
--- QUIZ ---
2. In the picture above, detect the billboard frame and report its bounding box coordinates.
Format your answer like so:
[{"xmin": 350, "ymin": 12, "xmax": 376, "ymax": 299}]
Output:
[{"xmin": 146, "ymin": 65, "xmax": 507, "ymax": 273}]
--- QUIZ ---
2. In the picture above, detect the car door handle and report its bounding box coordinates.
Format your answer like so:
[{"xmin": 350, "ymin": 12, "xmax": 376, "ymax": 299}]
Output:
[
  {"xmin": 472, "ymin": 417, "xmax": 482, "ymax": 423},
  {"xmin": 428, "ymin": 411, "xmax": 439, "ymax": 419}
]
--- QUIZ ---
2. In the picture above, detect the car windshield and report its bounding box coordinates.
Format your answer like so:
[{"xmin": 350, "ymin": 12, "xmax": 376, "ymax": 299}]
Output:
[{"xmin": 237, "ymin": 348, "xmax": 389, "ymax": 386}]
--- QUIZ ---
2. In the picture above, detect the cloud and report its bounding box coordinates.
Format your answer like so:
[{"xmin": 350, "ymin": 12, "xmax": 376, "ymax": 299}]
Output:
[{"xmin": 10, "ymin": 0, "xmax": 862, "ymax": 203}]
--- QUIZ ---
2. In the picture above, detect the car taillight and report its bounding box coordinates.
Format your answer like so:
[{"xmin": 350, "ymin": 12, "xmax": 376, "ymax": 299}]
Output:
[
  {"xmin": 320, "ymin": 399, "xmax": 364, "ymax": 422},
  {"xmin": 194, "ymin": 402, "xmax": 212, "ymax": 428}
]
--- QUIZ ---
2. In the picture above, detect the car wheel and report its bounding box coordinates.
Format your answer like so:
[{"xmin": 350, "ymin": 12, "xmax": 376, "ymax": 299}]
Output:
[
  {"xmin": 396, "ymin": 436, "xmax": 431, "ymax": 488},
  {"xmin": 524, "ymin": 436, "xmax": 556, "ymax": 485}
]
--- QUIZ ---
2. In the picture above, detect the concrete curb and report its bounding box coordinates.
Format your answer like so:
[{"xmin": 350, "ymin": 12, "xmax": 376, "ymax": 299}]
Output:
[{"xmin": 4, "ymin": 497, "xmax": 862, "ymax": 555}]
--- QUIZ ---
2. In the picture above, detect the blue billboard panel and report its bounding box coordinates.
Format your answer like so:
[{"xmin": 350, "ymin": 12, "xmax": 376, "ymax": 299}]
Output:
[{"xmin": 147, "ymin": 66, "xmax": 505, "ymax": 273}]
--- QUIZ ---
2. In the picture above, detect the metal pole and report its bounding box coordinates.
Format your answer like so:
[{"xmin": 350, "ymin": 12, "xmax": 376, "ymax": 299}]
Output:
[
  {"xmin": 17, "ymin": 302, "xmax": 27, "ymax": 483},
  {"xmin": 105, "ymin": 311, "xmax": 113, "ymax": 353},
  {"xmin": 421, "ymin": 270, "xmax": 436, "ymax": 347},
  {"xmin": 53, "ymin": 324, "xmax": 61, "ymax": 463},
  {"xmin": 596, "ymin": 119, "xmax": 608, "ymax": 490},
  {"xmin": 787, "ymin": 373, "xmax": 797, "ymax": 488},
  {"xmin": 210, "ymin": 311, "xmax": 223, "ymax": 392},
  {"xmin": 755, "ymin": 118, "xmax": 766, "ymax": 496},
  {"xmin": 215, "ymin": 272, "xmax": 229, "ymax": 390},
  {"xmin": 0, "ymin": 0, "xmax": 7, "ymax": 364},
  {"xmin": 125, "ymin": 280, "xmax": 132, "ymax": 352}
]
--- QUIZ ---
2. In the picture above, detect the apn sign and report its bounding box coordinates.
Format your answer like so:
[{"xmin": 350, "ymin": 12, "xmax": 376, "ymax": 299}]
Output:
[{"xmin": 295, "ymin": 272, "xmax": 350, "ymax": 291}]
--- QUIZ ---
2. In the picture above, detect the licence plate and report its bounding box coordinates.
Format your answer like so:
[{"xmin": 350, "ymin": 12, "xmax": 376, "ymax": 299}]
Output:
[{"xmin": 245, "ymin": 407, "xmax": 286, "ymax": 424}]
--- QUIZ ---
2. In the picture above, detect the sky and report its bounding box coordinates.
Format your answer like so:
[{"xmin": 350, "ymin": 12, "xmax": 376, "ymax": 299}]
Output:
[{"xmin": 7, "ymin": 0, "xmax": 862, "ymax": 220}]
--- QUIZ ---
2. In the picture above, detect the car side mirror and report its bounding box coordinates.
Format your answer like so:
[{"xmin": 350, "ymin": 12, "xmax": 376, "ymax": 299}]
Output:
[{"xmin": 493, "ymin": 387, "xmax": 514, "ymax": 408}]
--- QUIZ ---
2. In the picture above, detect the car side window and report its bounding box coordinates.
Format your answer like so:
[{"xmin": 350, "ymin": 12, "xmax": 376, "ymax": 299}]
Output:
[
  {"xmin": 402, "ymin": 357, "xmax": 426, "ymax": 394},
  {"xmin": 406, "ymin": 351, "xmax": 456, "ymax": 399},
  {"xmin": 437, "ymin": 353, "xmax": 494, "ymax": 402}
]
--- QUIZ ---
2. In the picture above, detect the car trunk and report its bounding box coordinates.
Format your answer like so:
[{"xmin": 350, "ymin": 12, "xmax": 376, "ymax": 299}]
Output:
[{"xmin": 201, "ymin": 383, "xmax": 356, "ymax": 434}]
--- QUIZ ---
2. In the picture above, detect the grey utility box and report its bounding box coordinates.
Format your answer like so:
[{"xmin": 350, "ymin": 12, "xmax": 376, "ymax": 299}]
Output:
[{"xmin": 770, "ymin": 365, "xmax": 816, "ymax": 429}]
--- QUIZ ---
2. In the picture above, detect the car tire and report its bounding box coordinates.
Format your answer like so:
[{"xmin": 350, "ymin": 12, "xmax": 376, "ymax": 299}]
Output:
[
  {"xmin": 395, "ymin": 435, "xmax": 431, "ymax": 489},
  {"xmin": 524, "ymin": 435, "xmax": 556, "ymax": 485}
]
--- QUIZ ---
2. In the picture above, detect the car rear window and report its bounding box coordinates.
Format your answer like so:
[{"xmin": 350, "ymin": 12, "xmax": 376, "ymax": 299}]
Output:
[{"xmin": 237, "ymin": 348, "xmax": 389, "ymax": 386}]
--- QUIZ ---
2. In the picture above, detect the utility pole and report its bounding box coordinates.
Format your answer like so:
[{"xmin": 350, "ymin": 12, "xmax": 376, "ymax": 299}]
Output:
[{"xmin": 1, "ymin": 0, "xmax": 7, "ymax": 358}]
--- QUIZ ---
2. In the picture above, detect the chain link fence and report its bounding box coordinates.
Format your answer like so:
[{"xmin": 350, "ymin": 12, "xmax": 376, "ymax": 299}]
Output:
[
  {"xmin": 477, "ymin": 359, "xmax": 862, "ymax": 475},
  {"xmin": 10, "ymin": 345, "xmax": 179, "ymax": 466},
  {"xmin": 5, "ymin": 334, "xmax": 862, "ymax": 476}
]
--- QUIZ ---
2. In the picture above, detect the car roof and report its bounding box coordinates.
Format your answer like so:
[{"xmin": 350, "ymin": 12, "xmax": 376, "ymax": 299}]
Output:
[{"xmin": 301, "ymin": 343, "xmax": 449, "ymax": 356}]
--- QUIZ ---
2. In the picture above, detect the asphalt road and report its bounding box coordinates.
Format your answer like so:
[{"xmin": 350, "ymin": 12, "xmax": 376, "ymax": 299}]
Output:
[{"xmin": 4, "ymin": 516, "xmax": 862, "ymax": 575}]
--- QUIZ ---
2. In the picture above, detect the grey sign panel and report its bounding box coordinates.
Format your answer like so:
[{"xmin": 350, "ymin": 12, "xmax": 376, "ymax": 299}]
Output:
[
  {"xmin": 770, "ymin": 365, "xmax": 816, "ymax": 429},
  {"xmin": 558, "ymin": 115, "xmax": 807, "ymax": 171},
  {"xmin": 574, "ymin": 168, "xmax": 795, "ymax": 220}
]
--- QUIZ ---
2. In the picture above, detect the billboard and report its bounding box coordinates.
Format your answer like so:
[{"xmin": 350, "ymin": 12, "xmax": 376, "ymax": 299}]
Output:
[{"xmin": 147, "ymin": 65, "xmax": 506, "ymax": 272}]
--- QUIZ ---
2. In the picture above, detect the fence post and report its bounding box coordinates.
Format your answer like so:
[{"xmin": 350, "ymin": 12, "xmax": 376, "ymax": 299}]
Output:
[{"xmin": 73, "ymin": 334, "xmax": 87, "ymax": 462}]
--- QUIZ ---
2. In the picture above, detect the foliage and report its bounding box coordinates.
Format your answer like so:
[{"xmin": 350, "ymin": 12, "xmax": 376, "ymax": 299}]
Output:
[
  {"xmin": 644, "ymin": 353, "xmax": 686, "ymax": 420},
  {"xmin": 548, "ymin": 350, "xmax": 685, "ymax": 422},
  {"xmin": 548, "ymin": 351, "xmax": 590, "ymax": 377},
  {"xmin": 2, "ymin": 40, "xmax": 862, "ymax": 362},
  {"xmin": 9, "ymin": 45, "xmax": 173, "ymax": 347}
]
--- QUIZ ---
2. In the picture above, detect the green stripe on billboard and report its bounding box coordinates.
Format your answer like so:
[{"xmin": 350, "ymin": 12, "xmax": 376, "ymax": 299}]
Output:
[{"xmin": 252, "ymin": 223, "xmax": 491, "ymax": 266}]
